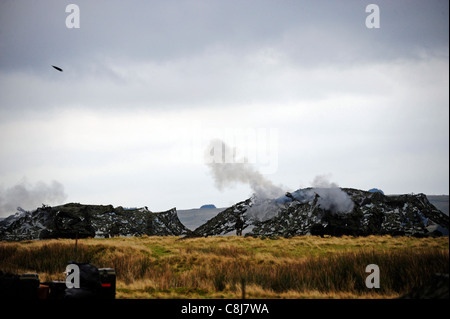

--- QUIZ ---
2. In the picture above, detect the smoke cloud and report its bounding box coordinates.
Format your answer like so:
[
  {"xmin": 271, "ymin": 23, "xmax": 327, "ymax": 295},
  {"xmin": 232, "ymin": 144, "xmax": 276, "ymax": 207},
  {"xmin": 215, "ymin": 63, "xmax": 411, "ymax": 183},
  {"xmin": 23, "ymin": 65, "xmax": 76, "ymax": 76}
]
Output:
[
  {"xmin": 0, "ymin": 179, "xmax": 67, "ymax": 217},
  {"xmin": 310, "ymin": 175, "xmax": 339, "ymax": 188},
  {"xmin": 204, "ymin": 140, "xmax": 354, "ymax": 220},
  {"xmin": 204, "ymin": 139, "xmax": 284, "ymax": 199},
  {"xmin": 306, "ymin": 174, "xmax": 354, "ymax": 214}
]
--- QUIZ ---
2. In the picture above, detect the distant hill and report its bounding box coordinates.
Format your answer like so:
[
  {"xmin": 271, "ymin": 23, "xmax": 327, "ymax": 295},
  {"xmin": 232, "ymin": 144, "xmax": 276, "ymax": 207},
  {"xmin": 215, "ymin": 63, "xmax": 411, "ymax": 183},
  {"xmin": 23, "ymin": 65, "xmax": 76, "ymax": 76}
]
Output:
[
  {"xmin": 427, "ymin": 195, "xmax": 449, "ymax": 216},
  {"xmin": 177, "ymin": 207, "xmax": 226, "ymax": 231},
  {"xmin": 200, "ymin": 204, "xmax": 216, "ymax": 209}
]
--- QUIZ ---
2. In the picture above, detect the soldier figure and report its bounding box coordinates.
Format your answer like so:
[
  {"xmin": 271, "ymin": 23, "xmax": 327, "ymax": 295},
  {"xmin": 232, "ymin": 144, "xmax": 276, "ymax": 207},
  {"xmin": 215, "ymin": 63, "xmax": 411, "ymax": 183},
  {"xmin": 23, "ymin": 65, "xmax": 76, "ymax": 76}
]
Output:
[{"xmin": 235, "ymin": 216, "xmax": 244, "ymax": 236}]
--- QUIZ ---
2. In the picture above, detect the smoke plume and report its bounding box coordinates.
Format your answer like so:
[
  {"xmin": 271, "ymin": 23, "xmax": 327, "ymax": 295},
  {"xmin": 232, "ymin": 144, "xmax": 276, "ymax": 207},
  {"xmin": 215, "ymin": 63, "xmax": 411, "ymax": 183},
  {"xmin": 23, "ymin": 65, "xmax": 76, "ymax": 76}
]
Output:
[
  {"xmin": 204, "ymin": 139, "xmax": 284, "ymax": 199},
  {"xmin": 204, "ymin": 140, "xmax": 354, "ymax": 220},
  {"xmin": 0, "ymin": 179, "xmax": 67, "ymax": 217},
  {"xmin": 306, "ymin": 174, "xmax": 354, "ymax": 214}
]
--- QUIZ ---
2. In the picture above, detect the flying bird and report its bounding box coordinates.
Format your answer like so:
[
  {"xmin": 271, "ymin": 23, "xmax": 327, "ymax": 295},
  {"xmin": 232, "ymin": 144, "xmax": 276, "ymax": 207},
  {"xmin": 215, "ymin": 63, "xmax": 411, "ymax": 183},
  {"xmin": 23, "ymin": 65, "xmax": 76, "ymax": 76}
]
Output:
[{"xmin": 51, "ymin": 65, "xmax": 63, "ymax": 72}]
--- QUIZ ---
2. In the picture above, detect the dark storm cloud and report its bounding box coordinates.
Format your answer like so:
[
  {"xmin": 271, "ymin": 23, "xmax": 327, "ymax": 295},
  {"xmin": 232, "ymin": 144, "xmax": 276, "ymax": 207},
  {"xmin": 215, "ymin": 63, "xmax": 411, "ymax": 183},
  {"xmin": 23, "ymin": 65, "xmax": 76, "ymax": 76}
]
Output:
[
  {"xmin": 0, "ymin": 0, "xmax": 447, "ymax": 117},
  {"xmin": 0, "ymin": 0, "xmax": 447, "ymax": 73}
]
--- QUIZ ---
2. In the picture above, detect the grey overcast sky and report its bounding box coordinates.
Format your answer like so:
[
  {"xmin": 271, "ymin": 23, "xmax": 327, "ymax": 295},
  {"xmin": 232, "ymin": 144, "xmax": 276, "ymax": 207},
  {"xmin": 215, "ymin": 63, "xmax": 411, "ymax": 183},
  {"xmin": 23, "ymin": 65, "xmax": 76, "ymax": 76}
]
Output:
[{"xmin": 0, "ymin": 0, "xmax": 448, "ymax": 216}]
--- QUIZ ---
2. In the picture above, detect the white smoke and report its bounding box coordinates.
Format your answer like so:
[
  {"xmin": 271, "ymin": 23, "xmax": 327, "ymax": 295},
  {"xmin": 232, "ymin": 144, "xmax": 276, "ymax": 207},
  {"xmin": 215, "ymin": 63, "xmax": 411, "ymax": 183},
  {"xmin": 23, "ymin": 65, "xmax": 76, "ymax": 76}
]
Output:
[
  {"xmin": 204, "ymin": 139, "xmax": 284, "ymax": 200},
  {"xmin": 204, "ymin": 139, "xmax": 285, "ymax": 222},
  {"xmin": 204, "ymin": 140, "xmax": 354, "ymax": 220},
  {"xmin": 0, "ymin": 179, "xmax": 67, "ymax": 217},
  {"xmin": 310, "ymin": 175, "xmax": 339, "ymax": 188},
  {"xmin": 306, "ymin": 174, "xmax": 354, "ymax": 214}
]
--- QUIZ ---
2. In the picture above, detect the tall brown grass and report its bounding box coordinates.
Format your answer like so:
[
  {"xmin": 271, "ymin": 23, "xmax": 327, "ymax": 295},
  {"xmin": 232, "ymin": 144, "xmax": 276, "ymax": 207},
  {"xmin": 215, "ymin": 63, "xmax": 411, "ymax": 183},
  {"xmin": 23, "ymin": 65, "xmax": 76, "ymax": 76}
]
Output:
[{"xmin": 0, "ymin": 236, "xmax": 448, "ymax": 298}]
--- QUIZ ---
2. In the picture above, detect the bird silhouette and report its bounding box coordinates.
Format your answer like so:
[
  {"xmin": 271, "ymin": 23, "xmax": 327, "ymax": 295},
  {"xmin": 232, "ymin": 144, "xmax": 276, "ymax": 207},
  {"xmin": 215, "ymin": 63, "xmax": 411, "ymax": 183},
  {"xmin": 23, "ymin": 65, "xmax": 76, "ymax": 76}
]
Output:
[{"xmin": 52, "ymin": 65, "xmax": 63, "ymax": 72}]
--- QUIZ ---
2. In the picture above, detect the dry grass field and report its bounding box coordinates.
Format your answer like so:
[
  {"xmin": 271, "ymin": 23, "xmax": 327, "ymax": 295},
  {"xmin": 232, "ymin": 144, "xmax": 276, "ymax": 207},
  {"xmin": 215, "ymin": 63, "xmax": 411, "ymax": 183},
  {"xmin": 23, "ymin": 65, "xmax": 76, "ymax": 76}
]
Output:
[{"xmin": 0, "ymin": 235, "xmax": 448, "ymax": 299}]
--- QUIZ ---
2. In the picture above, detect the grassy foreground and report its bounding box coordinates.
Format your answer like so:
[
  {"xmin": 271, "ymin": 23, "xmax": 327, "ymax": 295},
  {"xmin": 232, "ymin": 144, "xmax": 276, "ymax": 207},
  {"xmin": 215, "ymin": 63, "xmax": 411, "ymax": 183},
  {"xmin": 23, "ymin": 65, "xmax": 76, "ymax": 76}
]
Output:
[{"xmin": 0, "ymin": 235, "xmax": 448, "ymax": 299}]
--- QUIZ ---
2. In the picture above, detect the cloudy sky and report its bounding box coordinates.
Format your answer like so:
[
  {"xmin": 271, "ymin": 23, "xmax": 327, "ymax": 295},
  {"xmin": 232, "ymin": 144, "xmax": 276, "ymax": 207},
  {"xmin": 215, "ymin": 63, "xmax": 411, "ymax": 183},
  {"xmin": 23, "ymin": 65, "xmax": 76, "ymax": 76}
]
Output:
[{"xmin": 0, "ymin": 0, "xmax": 448, "ymax": 216}]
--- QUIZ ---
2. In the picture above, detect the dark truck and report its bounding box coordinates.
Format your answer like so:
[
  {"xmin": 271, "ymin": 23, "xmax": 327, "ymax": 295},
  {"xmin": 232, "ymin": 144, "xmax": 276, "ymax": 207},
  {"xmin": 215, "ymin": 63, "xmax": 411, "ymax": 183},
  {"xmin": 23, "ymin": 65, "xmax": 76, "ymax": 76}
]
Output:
[{"xmin": 0, "ymin": 263, "xmax": 116, "ymax": 299}]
